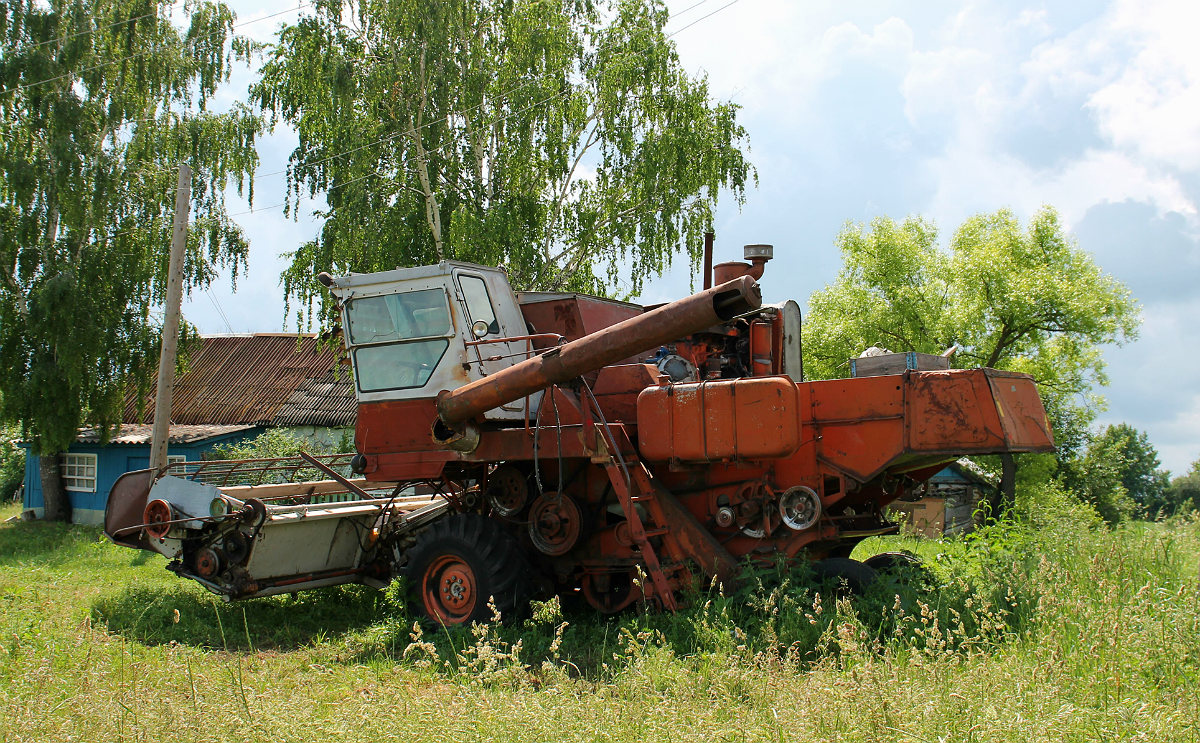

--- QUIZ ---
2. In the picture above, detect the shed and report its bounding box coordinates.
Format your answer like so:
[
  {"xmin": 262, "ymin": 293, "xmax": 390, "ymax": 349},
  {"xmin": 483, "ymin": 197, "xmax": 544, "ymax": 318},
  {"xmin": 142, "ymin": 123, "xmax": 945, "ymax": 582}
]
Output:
[
  {"xmin": 889, "ymin": 461, "xmax": 996, "ymax": 538},
  {"xmin": 22, "ymin": 333, "xmax": 356, "ymax": 525},
  {"xmin": 21, "ymin": 425, "xmax": 257, "ymax": 525}
]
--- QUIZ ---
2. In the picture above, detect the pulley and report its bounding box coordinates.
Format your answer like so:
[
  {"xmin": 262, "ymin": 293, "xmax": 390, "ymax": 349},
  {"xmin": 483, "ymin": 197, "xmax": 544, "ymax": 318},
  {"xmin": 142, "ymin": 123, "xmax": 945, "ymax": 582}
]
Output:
[
  {"xmin": 486, "ymin": 464, "xmax": 529, "ymax": 517},
  {"xmin": 528, "ymin": 492, "xmax": 583, "ymax": 556},
  {"xmin": 143, "ymin": 499, "xmax": 173, "ymax": 540},
  {"xmin": 193, "ymin": 547, "xmax": 222, "ymax": 578},
  {"xmin": 779, "ymin": 486, "xmax": 821, "ymax": 531}
]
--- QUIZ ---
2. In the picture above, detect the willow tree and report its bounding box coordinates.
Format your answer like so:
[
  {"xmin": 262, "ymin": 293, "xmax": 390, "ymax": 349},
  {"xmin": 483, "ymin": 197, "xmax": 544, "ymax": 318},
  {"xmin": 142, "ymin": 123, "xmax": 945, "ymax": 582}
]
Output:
[
  {"xmin": 802, "ymin": 207, "xmax": 1140, "ymax": 508},
  {"xmin": 255, "ymin": 0, "xmax": 752, "ymax": 326},
  {"xmin": 0, "ymin": 0, "xmax": 260, "ymax": 521}
]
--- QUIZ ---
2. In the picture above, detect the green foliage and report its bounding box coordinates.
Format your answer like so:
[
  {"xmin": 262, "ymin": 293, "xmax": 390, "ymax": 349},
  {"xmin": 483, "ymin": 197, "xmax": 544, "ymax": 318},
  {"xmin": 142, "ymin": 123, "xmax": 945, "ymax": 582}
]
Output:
[
  {"xmin": 1059, "ymin": 423, "xmax": 1169, "ymax": 522},
  {"xmin": 207, "ymin": 428, "xmax": 330, "ymax": 460},
  {"xmin": 0, "ymin": 426, "xmax": 23, "ymax": 501},
  {"xmin": 1163, "ymin": 454, "xmax": 1200, "ymax": 516},
  {"xmin": 254, "ymin": 0, "xmax": 753, "ymax": 327},
  {"xmin": 0, "ymin": 0, "xmax": 261, "ymax": 459}
]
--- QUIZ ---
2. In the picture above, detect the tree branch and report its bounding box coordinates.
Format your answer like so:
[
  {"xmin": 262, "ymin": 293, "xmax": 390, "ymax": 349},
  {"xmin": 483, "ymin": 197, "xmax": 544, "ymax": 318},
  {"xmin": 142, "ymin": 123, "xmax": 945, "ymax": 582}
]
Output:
[
  {"xmin": 542, "ymin": 109, "xmax": 600, "ymax": 262},
  {"xmin": 409, "ymin": 45, "xmax": 444, "ymax": 260},
  {"xmin": 1, "ymin": 262, "xmax": 28, "ymax": 318}
]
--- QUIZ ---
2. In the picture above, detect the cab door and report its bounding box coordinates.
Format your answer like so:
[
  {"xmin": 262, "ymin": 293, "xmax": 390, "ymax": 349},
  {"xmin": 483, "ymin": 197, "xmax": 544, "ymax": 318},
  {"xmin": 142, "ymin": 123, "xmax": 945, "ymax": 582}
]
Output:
[{"xmin": 452, "ymin": 269, "xmax": 537, "ymax": 415}]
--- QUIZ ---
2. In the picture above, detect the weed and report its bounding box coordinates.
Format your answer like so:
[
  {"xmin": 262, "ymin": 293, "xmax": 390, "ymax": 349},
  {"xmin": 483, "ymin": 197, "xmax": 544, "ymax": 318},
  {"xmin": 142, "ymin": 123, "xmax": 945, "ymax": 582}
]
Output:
[{"xmin": 1, "ymin": 496, "xmax": 1199, "ymax": 741}]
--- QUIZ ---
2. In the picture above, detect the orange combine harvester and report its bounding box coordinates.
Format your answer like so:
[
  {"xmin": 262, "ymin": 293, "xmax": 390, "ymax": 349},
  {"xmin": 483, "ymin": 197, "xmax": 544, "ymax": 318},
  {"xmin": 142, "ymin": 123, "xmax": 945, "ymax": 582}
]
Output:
[{"xmin": 106, "ymin": 242, "xmax": 1054, "ymax": 624}]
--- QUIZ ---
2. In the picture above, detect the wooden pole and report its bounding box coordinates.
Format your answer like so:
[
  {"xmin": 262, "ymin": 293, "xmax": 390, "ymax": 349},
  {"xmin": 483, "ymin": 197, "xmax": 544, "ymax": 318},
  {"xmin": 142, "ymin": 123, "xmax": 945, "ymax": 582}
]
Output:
[{"xmin": 149, "ymin": 163, "xmax": 190, "ymax": 471}]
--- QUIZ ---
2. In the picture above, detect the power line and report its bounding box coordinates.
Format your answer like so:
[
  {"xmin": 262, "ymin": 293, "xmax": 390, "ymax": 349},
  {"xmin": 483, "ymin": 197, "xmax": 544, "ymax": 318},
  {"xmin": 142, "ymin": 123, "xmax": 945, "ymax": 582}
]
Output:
[
  {"xmin": 18, "ymin": 9, "xmax": 162, "ymax": 52},
  {"xmin": 204, "ymin": 287, "xmax": 235, "ymax": 333},
  {"xmin": 0, "ymin": 3, "xmax": 311, "ymax": 98},
  {"xmin": 247, "ymin": 0, "xmax": 741, "ymax": 188}
]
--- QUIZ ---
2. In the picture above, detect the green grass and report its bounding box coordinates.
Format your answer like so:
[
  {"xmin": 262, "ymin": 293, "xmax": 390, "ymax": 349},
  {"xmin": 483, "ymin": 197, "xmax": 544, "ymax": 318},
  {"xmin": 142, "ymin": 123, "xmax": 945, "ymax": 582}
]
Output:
[{"xmin": 1, "ymin": 499, "xmax": 1199, "ymax": 742}]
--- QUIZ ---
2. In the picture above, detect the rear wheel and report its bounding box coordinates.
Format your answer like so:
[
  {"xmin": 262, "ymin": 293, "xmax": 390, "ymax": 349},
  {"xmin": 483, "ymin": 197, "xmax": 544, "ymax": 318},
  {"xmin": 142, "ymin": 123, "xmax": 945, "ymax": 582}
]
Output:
[
  {"xmin": 863, "ymin": 550, "xmax": 922, "ymax": 573},
  {"xmin": 405, "ymin": 514, "xmax": 532, "ymax": 625},
  {"xmin": 813, "ymin": 557, "xmax": 878, "ymax": 595}
]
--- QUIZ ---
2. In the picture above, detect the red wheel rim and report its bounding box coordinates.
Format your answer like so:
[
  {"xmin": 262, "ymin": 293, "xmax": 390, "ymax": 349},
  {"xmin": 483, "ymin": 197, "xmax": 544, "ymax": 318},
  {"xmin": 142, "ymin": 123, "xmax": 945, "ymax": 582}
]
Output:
[
  {"xmin": 528, "ymin": 493, "xmax": 582, "ymax": 556},
  {"xmin": 421, "ymin": 554, "xmax": 478, "ymax": 624},
  {"xmin": 143, "ymin": 499, "xmax": 172, "ymax": 539},
  {"xmin": 487, "ymin": 466, "xmax": 528, "ymax": 516}
]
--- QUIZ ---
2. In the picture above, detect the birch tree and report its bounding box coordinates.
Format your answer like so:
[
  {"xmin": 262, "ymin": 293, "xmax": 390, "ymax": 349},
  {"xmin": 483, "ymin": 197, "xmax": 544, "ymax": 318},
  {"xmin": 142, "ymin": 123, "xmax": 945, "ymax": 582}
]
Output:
[
  {"xmin": 0, "ymin": 0, "xmax": 260, "ymax": 520},
  {"xmin": 254, "ymin": 0, "xmax": 753, "ymax": 326}
]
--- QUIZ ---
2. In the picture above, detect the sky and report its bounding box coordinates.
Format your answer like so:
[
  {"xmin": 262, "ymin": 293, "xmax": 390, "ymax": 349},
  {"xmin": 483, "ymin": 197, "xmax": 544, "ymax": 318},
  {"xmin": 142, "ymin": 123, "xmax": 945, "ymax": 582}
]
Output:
[{"xmin": 189, "ymin": 0, "xmax": 1200, "ymax": 474}]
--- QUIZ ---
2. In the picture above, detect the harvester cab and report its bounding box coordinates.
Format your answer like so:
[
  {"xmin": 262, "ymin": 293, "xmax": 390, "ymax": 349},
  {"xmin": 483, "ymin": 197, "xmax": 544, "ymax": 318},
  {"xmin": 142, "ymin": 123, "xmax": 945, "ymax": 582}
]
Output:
[{"xmin": 319, "ymin": 261, "xmax": 536, "ymax": 421}]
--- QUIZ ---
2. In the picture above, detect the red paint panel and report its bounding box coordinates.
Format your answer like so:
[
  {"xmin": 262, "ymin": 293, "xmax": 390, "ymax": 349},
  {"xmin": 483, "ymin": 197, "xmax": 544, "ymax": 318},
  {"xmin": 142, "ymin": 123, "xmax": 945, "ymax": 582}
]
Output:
[
  {"xmin": 806, "ymin": 376, "xmax": 905, "ymax": 421},
  {"xmin": 985, "ymin": 370, "xmax": 1056, "ymax": 451},
  {"xmin": 906, "ymin": 371, "xmax": 1000, "ymax": 450},
  {"xmin": 637, "ymin": 377, "xmax": 800, "ymax": 462},
  {"xmin": 519, "ymin": 296, "xmax": 642, "ymax": 343},
  {"xmin": 356, "ymin": 399, "xmax": 440, "ymax": 454},
  {"xmin": 593, "ymin": 364, "xmax": 659, "ymax": 424},
  {"xmin": 814, "ymin": 417, "xmax": 906, "ymax": 482}
]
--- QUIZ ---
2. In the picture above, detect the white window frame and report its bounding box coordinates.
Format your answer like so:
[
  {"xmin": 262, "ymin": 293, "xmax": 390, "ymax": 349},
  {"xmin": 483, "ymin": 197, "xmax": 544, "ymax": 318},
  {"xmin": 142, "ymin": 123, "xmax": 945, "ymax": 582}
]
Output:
[
  {"xmin": 60, "ymin": 453, "xmax": 98, "ymax": 493},
  {"xmin": 167, "ymin": 454, "xmax": 186, "ymax": 465}
]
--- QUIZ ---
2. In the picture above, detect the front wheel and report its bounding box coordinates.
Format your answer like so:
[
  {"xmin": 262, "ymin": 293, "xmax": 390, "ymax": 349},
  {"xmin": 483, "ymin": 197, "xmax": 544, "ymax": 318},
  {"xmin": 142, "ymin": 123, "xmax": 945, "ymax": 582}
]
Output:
[{"xmin": 404, "ymin": 514, "xmax": 532, "ymax": 625}]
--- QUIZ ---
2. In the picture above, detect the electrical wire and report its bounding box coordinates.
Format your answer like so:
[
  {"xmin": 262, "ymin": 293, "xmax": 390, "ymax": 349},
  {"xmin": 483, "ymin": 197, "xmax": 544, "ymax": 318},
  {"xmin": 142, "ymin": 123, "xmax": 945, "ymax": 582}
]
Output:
[
  {"xmin": 0, "ymin": 3, "xmax": 311, "ymax": 98},
  {"xmin": 204, "ymin": 286, "xmax": 235, "ymax": 333},
  {"xmin": 3, "ymin": 0, "xmax": 745, "ymax": 269},
  {"xmin": 18, "ymin": 8, "xmax": 162, "ymax": 51}
]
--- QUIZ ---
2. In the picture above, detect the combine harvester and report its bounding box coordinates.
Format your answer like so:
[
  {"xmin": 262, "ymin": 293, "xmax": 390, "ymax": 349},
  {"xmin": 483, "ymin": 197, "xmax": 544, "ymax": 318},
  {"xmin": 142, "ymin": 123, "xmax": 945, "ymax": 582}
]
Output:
[{"xmin": 106, "ymin": 243, "xmax": 1054, "ymax": 624}]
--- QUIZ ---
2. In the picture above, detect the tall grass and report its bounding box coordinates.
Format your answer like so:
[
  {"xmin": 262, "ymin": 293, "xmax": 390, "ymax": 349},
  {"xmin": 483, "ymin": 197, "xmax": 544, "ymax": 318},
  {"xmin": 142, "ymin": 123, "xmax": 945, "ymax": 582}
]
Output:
[{"xmin": 1, "ymin": 495, "xmax": 1198, "ymax": 742}]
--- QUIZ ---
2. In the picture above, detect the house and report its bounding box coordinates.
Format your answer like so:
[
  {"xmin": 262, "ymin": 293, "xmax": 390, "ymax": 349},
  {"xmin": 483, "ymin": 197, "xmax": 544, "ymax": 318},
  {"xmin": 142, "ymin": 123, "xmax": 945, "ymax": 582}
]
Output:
[
  {"xmin": 889, "ymin": 461, "xmax": 997, "ymax": 538},
  {"xmin": 21, "ymin": 333, "xmax": 355, "ymax": 525}
]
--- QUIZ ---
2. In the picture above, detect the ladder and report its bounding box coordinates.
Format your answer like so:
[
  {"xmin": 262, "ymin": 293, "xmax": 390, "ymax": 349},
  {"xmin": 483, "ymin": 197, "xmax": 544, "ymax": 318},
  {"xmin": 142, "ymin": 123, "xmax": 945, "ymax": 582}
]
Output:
[{"xmin": 596, "ymin": 427, "xmax": 683, "ymax": 611}]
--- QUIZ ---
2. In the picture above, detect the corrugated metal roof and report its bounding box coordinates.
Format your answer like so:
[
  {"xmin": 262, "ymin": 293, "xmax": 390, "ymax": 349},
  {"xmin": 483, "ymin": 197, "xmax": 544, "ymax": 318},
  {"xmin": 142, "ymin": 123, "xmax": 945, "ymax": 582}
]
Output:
[
  {"xmin": 272, "ymin": 367, "xmax": 358, "ymax": 426},
  {"xmin": 125, "ymin": 334, "xmax": 356, "ymax": 427},
  {"xmin": 77, "ymin": 424, "xmax": 257, "ymax": 445}
]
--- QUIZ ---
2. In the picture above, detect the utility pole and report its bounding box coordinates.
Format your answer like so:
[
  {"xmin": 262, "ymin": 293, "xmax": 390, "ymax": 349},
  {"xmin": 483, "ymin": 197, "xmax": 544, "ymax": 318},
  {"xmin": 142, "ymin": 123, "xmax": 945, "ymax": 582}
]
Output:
[{"xmin": 149, "ymin": 163, "xmax": 190, "ymax": 471}]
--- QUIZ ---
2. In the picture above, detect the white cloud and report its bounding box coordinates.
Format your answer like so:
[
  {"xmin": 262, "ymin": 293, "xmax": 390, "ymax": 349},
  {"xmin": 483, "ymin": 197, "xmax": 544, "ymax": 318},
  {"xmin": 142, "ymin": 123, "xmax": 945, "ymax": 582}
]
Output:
[
  {"xmin": 892, "ymin": 0, "xmax": 1200, "ymax": 228},
  {"xmin": 924, "ymin": 144, "xmax": 1195, "ymax": 229},
  {"xmin": 1023, "ymin": 0, "xmax": 1200, "ymax": 172},
  {"xmin": 1086, "ymin": 6, "xmax": 1200, "ymax": 170},
  {"xmin": 902, "ymin": 45, "xmax": 994, "ymax": 129}
]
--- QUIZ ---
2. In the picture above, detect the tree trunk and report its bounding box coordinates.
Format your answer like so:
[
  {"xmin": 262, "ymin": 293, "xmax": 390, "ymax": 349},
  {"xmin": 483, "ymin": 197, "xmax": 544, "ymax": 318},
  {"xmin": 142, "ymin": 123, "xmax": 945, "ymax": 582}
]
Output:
[
  {"xmin": 39, "ymin": 453, "xmax": 72, "ymax": 523},
  {"xmin": 997, "ymin": 452, "xmax": 1017, "ymax": 515}
]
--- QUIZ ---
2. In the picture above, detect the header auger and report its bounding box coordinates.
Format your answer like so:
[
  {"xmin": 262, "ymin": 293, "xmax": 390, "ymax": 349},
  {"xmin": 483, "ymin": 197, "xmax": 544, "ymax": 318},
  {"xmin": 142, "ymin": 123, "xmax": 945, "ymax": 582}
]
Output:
[{"xmin": 107, "ymin": 243, "xmax": 1054, "ymax": 624}]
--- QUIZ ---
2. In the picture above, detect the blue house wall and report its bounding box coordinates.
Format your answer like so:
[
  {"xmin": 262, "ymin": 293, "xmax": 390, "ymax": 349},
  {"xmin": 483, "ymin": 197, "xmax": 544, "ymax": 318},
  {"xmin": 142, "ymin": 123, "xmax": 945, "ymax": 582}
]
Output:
[{"xmin": 22, "ymin": 428, "xmax": 261, "ymax": 526}]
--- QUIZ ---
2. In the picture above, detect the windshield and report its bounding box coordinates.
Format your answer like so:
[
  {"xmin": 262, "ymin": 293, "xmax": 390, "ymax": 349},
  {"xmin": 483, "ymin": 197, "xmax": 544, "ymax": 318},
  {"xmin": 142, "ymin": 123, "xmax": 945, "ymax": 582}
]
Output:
[
  {"xmin": 347, "ymin": 289, "xmax": 451, "ymax": 345},
  {"xmin": 346, "ymin": 288, "xmax": 453, "ymax": 392}
]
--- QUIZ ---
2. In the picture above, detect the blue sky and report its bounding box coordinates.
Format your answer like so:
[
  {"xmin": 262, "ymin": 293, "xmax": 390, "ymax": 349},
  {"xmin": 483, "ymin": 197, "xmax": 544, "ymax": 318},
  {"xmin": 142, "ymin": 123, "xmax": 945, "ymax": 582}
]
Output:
[{"xmin": 193, "ymin": 0, "xmax": 1200, "ymax": 473}]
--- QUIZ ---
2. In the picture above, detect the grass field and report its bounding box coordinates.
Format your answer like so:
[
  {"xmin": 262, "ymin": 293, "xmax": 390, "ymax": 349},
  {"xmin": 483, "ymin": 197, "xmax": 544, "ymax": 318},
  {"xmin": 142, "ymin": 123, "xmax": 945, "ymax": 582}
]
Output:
[{"xmin": 1, "ymin": 495, "xmax": 1198, "ymax": 743}]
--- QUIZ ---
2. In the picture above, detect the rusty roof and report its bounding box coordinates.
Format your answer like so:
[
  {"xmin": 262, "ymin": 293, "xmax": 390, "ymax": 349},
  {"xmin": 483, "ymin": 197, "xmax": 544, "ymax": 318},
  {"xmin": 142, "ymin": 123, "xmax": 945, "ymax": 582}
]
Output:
[
  {"xmin": 124, "ymin": 334, "xmax": 356, "ymax": 427},
  {"xmin": 77, "ymin": 424, "xmax": 257, "ymax": 446}
]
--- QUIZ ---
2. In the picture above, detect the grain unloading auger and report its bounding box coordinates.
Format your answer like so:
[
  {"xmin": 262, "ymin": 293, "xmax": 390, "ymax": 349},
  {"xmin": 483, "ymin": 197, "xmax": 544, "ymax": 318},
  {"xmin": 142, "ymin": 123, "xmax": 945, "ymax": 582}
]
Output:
[{"xmin": 106, "ymin": 244, "xmax": 1054, "ymax": 623}]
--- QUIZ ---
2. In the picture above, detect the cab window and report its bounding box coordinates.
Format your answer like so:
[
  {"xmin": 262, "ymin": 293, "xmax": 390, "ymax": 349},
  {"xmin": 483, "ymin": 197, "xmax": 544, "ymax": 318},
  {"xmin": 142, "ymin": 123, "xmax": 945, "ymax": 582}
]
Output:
[
  {"xmin": 346, "ymin": 289, "xmax": 452, "ymax": 391},
  {"xmin": 458, "ymin": 275, "xmax": 499, "ymax": 335},
  {"xmin": 347, "ymin": 289, "xmax": 450, "ymax": 344}
]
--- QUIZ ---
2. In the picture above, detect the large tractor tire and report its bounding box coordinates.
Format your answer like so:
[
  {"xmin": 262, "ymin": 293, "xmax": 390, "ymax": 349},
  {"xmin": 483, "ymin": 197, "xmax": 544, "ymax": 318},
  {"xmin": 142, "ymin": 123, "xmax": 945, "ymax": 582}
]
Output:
[
  {"xmin": 813, "ymin": 557, "xmax": 879, "ymax": 596},
  {"xmin": 863, "ymin": 550, "xmax": 923, "ymax": 573},
  {"xmin": 405, "ymin": 514, "xmax": 533, "ymax": 626}
]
